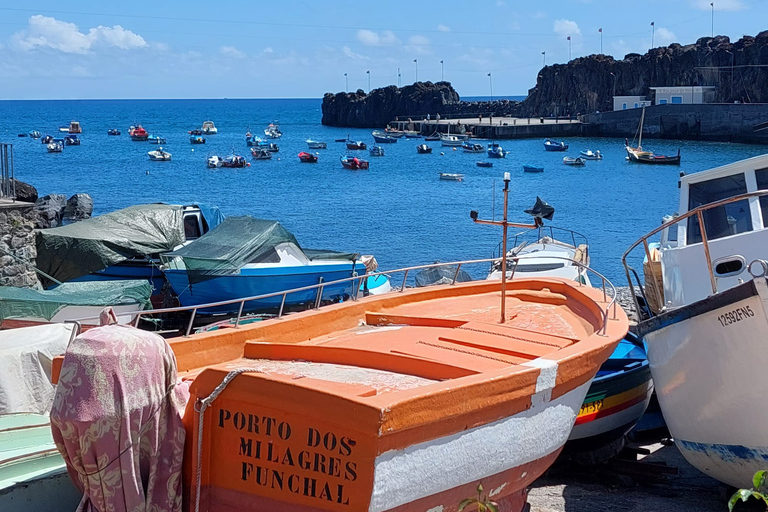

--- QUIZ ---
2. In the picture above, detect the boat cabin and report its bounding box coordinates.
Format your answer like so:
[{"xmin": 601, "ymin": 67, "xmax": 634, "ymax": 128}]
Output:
[{"xmin": 659, "ymin": 154, "xmax": 768, "ymax": 307}]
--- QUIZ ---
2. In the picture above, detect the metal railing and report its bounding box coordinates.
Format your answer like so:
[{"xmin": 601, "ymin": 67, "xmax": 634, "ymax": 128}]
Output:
[
  {"xmin": 622, "ymin": 189, "xmax": 768, "ymax": 318},
  {"xmin": 70, "ymin": 256, "xmax": 619, "ymax": 337},
  {"xmin": 494, "ymin": 226, "xmax": 589, "ymax": 260},
  {"xmin": 0, "ymin": 143, "xmax": 15, "ymax": 199}
]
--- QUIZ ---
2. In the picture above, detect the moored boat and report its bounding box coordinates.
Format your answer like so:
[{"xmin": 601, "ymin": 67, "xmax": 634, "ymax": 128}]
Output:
[
  {"xmin": 439, "ymin": 172, "xmax": 464, "ymax": 181},
  {"xmin": 424, "ymin": 132, "xmax": 440, "ymax": 141},
  {"xmin": 148, "ymin": 135, "xmax": 166, "ymax": 144},
  {"xmin": 63, "ymin": 135, "xmax": 80, "ymax": 146},
  {"xmin": 544, "ymin": 139, "xmax": 568, "ymax": 151},
  {"xmin": 523, "ymin": 165, "xmax": 544, "ymax": 173},
  {"xmin": 487, "ymin": 142, "xmax": 507, "ymax": 158},
  {"xmin": 201, "ymin": 121, "xmax": 217, "ymax": 135},
  {"xmin": 372, "ymin": 131, "xmax": 397, "ymax": 143},
  {"xmin": 251, "ymin": 147, "xmax": 273, "ymax": 160},
  {"xmin": 28, "ymin": 130, "xmax": 42, "ymax": 138},
  {"xmin": 264, "ymin": 122, "xmax": 282, "ymax": 139},
  {"xmin": 47, "ymin": 140, "xmax": 63, "ymax": 153},
  {"xmin": 258, "ymin": 140, "xmax": 280, "ymax": 152},
  {"xmin": 369, "ymin": 145, "xmax": 385, "ymax": 156},
  {"xmin": 417, "ymin": 144, "xmax": 432, "ymax": 154},
  {"xmin": 148, "ymin": 148, "xmax": 172, "ymax": 161},
  {"xmin": 129, "ymin": 125, "xmax": 149, "ymax": 141},
  {"xmin": 580, "ymin": 149, "xmax": 603, "ymax": 160},
  {"xmin": 222, "ymin": 155, "xmax": 249, "ymax": 167},
  {"xmin": 440, "ymin": 135, "xmax": 463, "ymax": 147},
  {"xmin": 563, "ymin": 156, "xmax": 585, "ymax": 166},
  {"xmin": 107, "ymin": 128, "xmax": 121, "ymax": 136},
  {"xmin": 345, "ymin": 140, "xmax": 367, "ymax": 150},
  {"xmin": 41, "ymin": 134, "xmax": 53, "ymax": 144},
  {"xmin": 341, "ymin": 155, "xmax": 369, "ymax": 170},
  {"xmin": 66, "ymin": 121, "xmax": 82, "ymax": 134},
  {"xmin": 298, "ymin": 151, "xmax": 318, "ymax": 163},
  {"xmin": 190, "ymin": 135, "xmax": 206, "ymax": 144},
  {"xmin": 622, "ymin": 153, "xmax": 768, "ymax": 488},
  {"xmin": 625, "ymin": 107, "xmax": 681, "ymax": 165},
  {"xmin": 462, "ymin": 142, "xmax": 485, "ymax": 153},
  {"xmin": 306, "ymin": 139, "xmax": 327, "ymax": 149},
  {"xmin": 477, "ymin": 161, "xmax": 493, "ymax": 168}
]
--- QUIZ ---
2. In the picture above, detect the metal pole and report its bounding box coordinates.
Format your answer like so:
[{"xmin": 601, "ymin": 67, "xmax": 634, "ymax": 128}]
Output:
[
  {"xmin": 440, "ymin": 60, "xmax": 444, "ymax": 81},
  {"xmin": 697, "ymin": 210, "xmax": 718, "ymax": 295},
  {"xmin": 344, "ymin": 73, "xmax": 348, "ymax": 93},
  {"xmin": 488, "ymin": 73, "xmax": 493, "ymax": 103},
  {"xmin": 711, "ymin": 2, "xmax": 714, "ymax": 37},
  {"xmin": 500, "ymin": 173, "xmax": 510, "ymax": 324},
  {"xmin": 414, "ymin": 59, "xmax": 418, "ymax": 82},
  {"xmin": 542, "ymin": 51, "xmax": 546, "ymax": 67},
  {"xmin": 366, "ymin": 70, "xmax": 370, "ymax": 93}
]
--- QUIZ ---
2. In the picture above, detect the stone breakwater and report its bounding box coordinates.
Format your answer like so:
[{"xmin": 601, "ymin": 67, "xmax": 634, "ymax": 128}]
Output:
[{"xmin": 0, "ymin": 181, "xmax": 93, "ymax": 289}]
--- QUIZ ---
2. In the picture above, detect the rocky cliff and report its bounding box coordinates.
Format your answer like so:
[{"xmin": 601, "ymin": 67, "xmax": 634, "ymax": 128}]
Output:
[
  {"xmin": 519, "ymin": 31, "xmax": 768, "ymax": 117},
  {"xmin": 322, "ymin": 81, "xmax": 461, "ymax": 128}
]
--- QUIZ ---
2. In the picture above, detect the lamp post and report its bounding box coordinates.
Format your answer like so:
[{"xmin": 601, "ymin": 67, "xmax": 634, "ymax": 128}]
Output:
[
  {"xmin": 567, "ymin": 36, "xmax": 572, "ymax": 61},
  {"xmin": 470, "ymin": 173, "xmax": 538, "ymax": 324},
  {"xmin": 397, "ymin": 67, "xmax": 401, "ymax": 87},
  {"xmin": 487, "ymin": 73, "xmax": 493, "ymax": 103},
  {"xmin": 414, "ymin": 59, "xmax": 418, "ymax": 82},
  {"xmin": 711, "ymin": 2, "xmax": 715, "ymax": 37},
  {"xmin": 542, "ymin": 51, "xmax": 546, "ymax": 67},
  {"xmin": 366, "ymin": 70, "xmax": 370, "ymax": 93},
  {"xmin": 651, "ymin": 21, "xmax": 655, "ymax": 48},
  {"xmin": 344, "ymin": 73, "xmax": 348, "ymax": 92},
  {"xmin": 725, "ymin": 49, "xmax": 734, "ymax": 99},
  {"xmin": 440, "ymin": 60, "xmax": 444, "ymax": 81}
]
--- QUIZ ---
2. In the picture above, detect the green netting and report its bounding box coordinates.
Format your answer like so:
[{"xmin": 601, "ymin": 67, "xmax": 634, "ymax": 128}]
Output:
[
  {"xmin": 36, "ymin": 204, "xmax": 186, "ymax": 284},
  {"xmin": 163, "ymin": 216, "xmax": 359, "ymax": 284},
  {"xmin": 0, "ymin": 280, "xmax": 152, "ymax": 321}
]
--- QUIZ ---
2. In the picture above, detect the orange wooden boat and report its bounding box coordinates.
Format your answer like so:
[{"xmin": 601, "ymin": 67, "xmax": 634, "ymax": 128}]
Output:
[{"xmin": 172, "ymin": 276, "xmax": 627, "ymax": 512}]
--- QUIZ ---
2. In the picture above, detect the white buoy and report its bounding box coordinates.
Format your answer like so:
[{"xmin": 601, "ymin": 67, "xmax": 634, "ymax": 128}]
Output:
[
  {"xmin": 192, "ymin": 149, "xmax": 195, "ymax": 152},
  {"xmin": 440, "ymin": 152, "xmax": 445, "ymax": 155}
]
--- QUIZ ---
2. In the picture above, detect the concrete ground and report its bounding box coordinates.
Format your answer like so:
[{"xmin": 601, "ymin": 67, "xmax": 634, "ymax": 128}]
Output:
[{"xmin": 528, "ymin": 437, "xmax": 764, "ymax": 512}]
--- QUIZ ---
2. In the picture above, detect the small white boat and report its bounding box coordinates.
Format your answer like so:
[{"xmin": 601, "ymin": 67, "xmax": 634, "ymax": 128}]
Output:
[
  {"xmin": 148, "ymin": 148, "xmax": 172, "ymax": 161},
  {"xmin": 46, "ymin": 140, "xmax": 63, "ymax": 153},
  {"xmin": 369, "ymin": 145, "xmax": 385, "ymax": 156},
  {"xmin": 580, "ymin": 149, "xmax": 603, "ymax": 160},
  {"xmin": 439, "ymin": 173, "xmax": 464, "ymax": 181},
  {"xmin": 563, "ymin": 156, "xmax": 586, "ymax": 166},
  {"xmin": 462, "ymin": 143, "xmax": 484, "ymax": 153},
  {"xmin": 264, "ymin": 122, "xmax": 282, "ymax": 139},
  {"xmin": 201, "ymin": 121, "xmax": 217, "ymax": 135},
  {"xmin": 440, "ymin": 135, "xmax": 463, "ymax": 147},
  {"xmin": 207, "ymin": 155, "xmax": 223, "ymax": 168},
  {"xmin": 306, "ymin": 139, "xmax": 327, "ymax": 149}
]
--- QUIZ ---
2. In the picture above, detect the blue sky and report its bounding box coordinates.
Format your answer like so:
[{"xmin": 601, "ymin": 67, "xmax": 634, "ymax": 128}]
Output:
[{"xmin": 0, "ymin": 0, "xmax": 766, "ymax": 99}]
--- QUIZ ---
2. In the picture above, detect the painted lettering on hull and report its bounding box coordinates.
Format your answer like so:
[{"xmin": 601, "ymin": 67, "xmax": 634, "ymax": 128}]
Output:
[{"xmin": 717, "ymin": 305, "xmax": 755, "ymax": 327}]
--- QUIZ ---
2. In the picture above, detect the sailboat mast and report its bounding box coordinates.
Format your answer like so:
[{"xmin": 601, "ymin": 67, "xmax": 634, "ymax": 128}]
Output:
[{"xmin": 638, "ymin": 106, "xmax": 646, "ymax": 149}]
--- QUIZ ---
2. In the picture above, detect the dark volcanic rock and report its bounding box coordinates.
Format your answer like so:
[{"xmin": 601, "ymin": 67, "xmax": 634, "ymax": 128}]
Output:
[
  {"xmin": 322, "ymin": 81, "xmax": 461, "ymax": 128},
  {"xmin": 9, "ymin": 180, "xmax": 38, "ymax": 203},
  {"xmin": 518, "ymin": 31, "xmax": 768, "ymax": 117},
  {"xmin": 34, "ymin": 194, "xmax": 67, "ymax": 228},
  {"xmin": 63, "ymin": 193, "xmax": 93, "ymax": 221}
]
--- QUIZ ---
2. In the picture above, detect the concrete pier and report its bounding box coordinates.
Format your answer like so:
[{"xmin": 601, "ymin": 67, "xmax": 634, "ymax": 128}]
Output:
[{"xmin": 393, "ymin": 117, "xmax": 582, "ymax": 140}]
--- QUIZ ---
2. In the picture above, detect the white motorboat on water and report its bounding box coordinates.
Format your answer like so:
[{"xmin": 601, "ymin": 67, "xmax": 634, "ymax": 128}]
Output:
[
  {"xmin": 201, "ymin": 121, "xmax": 217, "ymax": 135},
  {"xmin": 462, "ymin": 143, "xmax": 484, "ymax": 153},
  {"xmin": 563, "ymin": 156, "xmax": 586, "ymax": 166},
  {"xmin": 440, "ymin": 135, "xmax": 463, "ymax": 147},
  {"xmin": 580, "ymin": 149, "xmax": 603, "ymax": 160},
  {"xmin": 439, "ymin": 173, "xmax": 463, "ymax": 181},
  {"xmin": 369, "ymin": 145, "xmax": 385, "ymax": 156},
  {"xmin": 264, "ymin": 122, "xmax": 282, "ymax": 139},
  {"xmin": 207, "ymin": 155, "xmax": 223, "ymax": 168},
  {"xmin": 624, "ymin": 153, "xmax": 768, "ymax": 489},
  {"xmin": 47, "ymin": 140, "xmax": 63, "ymax": 153},
  {"xmin": 148, "ymin": 148, "xmax": 171, "ymax": 161},
  {"xmin": 305, "ymin": 139, "xmax": 327, "ymax": 149}
]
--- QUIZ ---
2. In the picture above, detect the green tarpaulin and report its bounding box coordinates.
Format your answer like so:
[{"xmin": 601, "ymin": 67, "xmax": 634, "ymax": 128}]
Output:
[
  {"xmin": 36, "ymin": 204, "xmax": 186, "ymax": 284},
  {"xmin": 0, "ymin": 280, "xmax": 152, "ymax": 321},
  {"xmin": 163, "ymin": 216, "xmax": 359, "ymax": 284}
]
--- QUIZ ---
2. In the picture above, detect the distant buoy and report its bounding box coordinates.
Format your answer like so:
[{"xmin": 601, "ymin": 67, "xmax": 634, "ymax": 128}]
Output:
[
  {"xmin": 191, "ymin": 149, "xmax": 194, "ymax": 152},
  {"xmin": 146, "ymin": 170, "xmax": 149, "ymax": 175},
  {"xmin": 452, "ymin": 148, "xmax": 457, "ymax": 151},
  {"xmin": 440, "ymin": 152, "xmax": 445, "ymax": 155},
  {"xmin": 278, "ymin": 158, "xmax": 281, "ymax": 161},
  {"xmin": 247, "ymin": 163, "xmax": 251, "ymax": 167}
]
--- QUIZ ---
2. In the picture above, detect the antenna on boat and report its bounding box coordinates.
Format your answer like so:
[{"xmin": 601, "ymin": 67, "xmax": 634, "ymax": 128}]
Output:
[{"xmin": 471, "ymin": 173, "xmax": 537, "ymax": 324}]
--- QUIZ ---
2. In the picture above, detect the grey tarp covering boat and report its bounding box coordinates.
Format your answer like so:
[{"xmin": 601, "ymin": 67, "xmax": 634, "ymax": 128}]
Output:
[
  {"xmin": 162, "ymin": 216, "xmax": 359, "ymax": 284},
  {"xmin": 36, "ymin": 204, "xmax": 187, "ymax": 284},
  {"xmin": 0, "ymin": 280, "xmax": 152, "ymax": 322}
]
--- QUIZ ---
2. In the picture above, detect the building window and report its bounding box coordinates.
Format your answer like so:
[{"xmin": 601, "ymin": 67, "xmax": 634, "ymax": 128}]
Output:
[
  {"xmin": 687, "ymin": 174, "xmax": 752, "ymax": 244},
  {"xmin": 622, "ymin": 103, "xmax": 627, "ymax": 110},
  {"xmin": 634, "ymin": 103, "xmax": 639, "ymax": 108},
  {"xmin": 671, "ymin": 96, "xmax": 683, "ymax": 104},
  {"xmin": 658, "ymin": 99, "xmax": 668, "ymax": 105}
]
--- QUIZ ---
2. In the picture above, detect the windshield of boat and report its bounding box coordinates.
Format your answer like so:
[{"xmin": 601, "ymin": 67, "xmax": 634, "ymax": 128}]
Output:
[
  {"xmin": 686, "ymin": 173, "xmax": 752, "ymax": 244},
  {"xmin": 756, "ymin": 167, "xmax": 768, "ymax": 227}
]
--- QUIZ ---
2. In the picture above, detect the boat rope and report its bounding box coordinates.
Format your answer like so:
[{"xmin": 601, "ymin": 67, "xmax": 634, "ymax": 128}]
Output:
[{"xmin": 193, "ymin": 367, "xmax": 264, "ymax": 512}]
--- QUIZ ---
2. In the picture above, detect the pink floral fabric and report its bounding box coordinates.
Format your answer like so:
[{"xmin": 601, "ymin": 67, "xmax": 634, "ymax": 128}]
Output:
[{"xmin": 51, "ymin": 316, "xmax": 189, "ymax": 512}]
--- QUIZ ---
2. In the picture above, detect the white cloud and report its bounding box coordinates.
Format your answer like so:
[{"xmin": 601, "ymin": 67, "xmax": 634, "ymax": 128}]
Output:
[
  {"xmin": 553, "ymin": 19, "xmax": 581, "ymax": 37},
  {"xmin": 341, "ymin": 45, "xmax": 368, "ymax": 60},
  {"xmin": 406, "ymin": 35, "xmax": 432, "ymax": 55},
  {"xmin": 263, "ymin": 47, "xmax": 274, "ymax": 54},
  {"xmin": 356, "ymin": 29, "xmax": 400, "ymax": 46},
  {"xmin": 12, "ymin": 15, "xmax": 147, "ymax": 54},
  {"xmin": 219, "ymin": 46, "xmax": 246, "ymax": 59},
  {"xmin": 655, "ymin": 27, "xmax": 677, "ymax": 44},
  {"xmin": 437, "ymin": 24, "xmax": 450, "ymax": 32},
  {"xmin": 693, "ymin": 0, "xmax": 744, "ymax": 10}
]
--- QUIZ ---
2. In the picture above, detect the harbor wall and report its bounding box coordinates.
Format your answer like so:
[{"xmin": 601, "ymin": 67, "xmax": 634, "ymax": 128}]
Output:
[
  {"xmin": 581, "ymin": 103, "xmax": 768, "ymax": 143},
  {"xmin": 0, "ymin": 202, "xmax": 40, "ymax": 288}
]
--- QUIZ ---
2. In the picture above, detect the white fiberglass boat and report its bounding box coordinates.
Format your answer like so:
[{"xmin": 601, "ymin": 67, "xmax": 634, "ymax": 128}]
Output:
[
  {"xmin": 148, "ymin": 148, "xmax": 172, "ymax": 161},
  {"xmin": 624, "ymin": 154, "xmax": 768, "ymax": 489}
]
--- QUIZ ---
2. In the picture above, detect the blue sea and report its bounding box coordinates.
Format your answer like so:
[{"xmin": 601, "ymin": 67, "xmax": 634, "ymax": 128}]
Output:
[{"xmin": 1, "ymin": 98, "xmax": 766, "ymax": 286}]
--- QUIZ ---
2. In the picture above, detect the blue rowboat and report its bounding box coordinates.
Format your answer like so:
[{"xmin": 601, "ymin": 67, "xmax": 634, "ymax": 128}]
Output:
[
  {"xmin": 476, "ymin": 161, "xmax": 493, "ymax": 168},
  {"xmin": 544, "ymin": 139, "xmax": 568, "ymax": 151},
  {"xmin": 523, "ymin": 165, "xmax": 544, "ymax": 173}
]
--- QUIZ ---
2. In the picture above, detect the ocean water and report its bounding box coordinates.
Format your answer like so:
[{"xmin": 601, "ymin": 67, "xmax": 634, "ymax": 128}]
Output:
[{"xmin": 1, "ymin": 98, "xmax": 766, "ymax": 286}]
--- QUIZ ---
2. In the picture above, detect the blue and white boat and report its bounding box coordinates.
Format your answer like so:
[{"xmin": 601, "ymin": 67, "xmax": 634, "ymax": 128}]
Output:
[
  {"xmin": 523, "ymin": 165, "xmax": 544, "ymax": 173},
  {"xmin": 369, "ymin": 145, "xmax": 385, "ymax": 156},
  {"xmin": 462, "ymin": 143, "xmax": 484, "ymax": 153},
  {"xmin": 148, "ymin": 135, "xmax": 166, "ymax": 144},
  {"xmin": 264, "ymin": 123, "xmax": 282, "ymax": 139},
  {"xmin": 246, "ymin": 133, "xmax": 261, "ymax": 146},
  {"xmin": 160, "ymin": 216, "xmax": 369, "ymax": 314},
  {"xmin": 372, "ymin": 131, "xmax": 397, "ymax": 143},
  {"xmin": 190, "ymin": 135, "xmax": 206, "ymax": 144},
  {"xmin": 544, "ymin": 139, "xmax": 568, "ymax": 151},
  {"xmin": 487, "ymin": 142, "xmax": 506, "ymax": 158},
  {"xmin": 257, "ymin": 140, "xmax": 279, "ymax": 152},
  {"xmin": 64, "ymin": 135, "xmax": 80, "ymax": 146},
  {"xmin": 28, "ymin": 130, "xmax": 42, "ymax": 138}
]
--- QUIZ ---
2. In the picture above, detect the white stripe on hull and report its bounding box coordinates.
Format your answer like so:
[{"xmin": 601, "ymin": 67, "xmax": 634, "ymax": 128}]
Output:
[
  {"xmin": 644, "ymin": 278, "xmax": 768, "ymax": 488},
  {"xmin": 368, "ymin": 380, "xmax": 591, "ymax": 512}
]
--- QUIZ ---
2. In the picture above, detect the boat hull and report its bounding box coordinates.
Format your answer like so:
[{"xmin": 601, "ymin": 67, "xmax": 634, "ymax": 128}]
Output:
[
  {"xmin": 164, "ymin": 263, "xmax": 368, "ymax": 314},
  {"xmin": 638, "ymin": 278, "xmax": 768, "ymax": 488}
]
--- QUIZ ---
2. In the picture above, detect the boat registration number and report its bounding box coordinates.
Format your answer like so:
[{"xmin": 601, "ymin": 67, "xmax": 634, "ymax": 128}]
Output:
[
  {"xmin": 717, "ymin": 305, "xmax": 755, "ymax": 327},
  {"xmin": 578, "ymin": 399, "xmax": 604, "ymax": 417}
]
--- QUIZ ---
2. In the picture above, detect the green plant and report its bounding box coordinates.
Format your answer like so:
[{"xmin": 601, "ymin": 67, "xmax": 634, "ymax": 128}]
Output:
[
  {"xmin": 459, "ymin": 484, "xmax": 498, "ymax": 512},
  {"xmin": 729, "ymin": 470, "xmax": 768, "ymax": 510}
]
